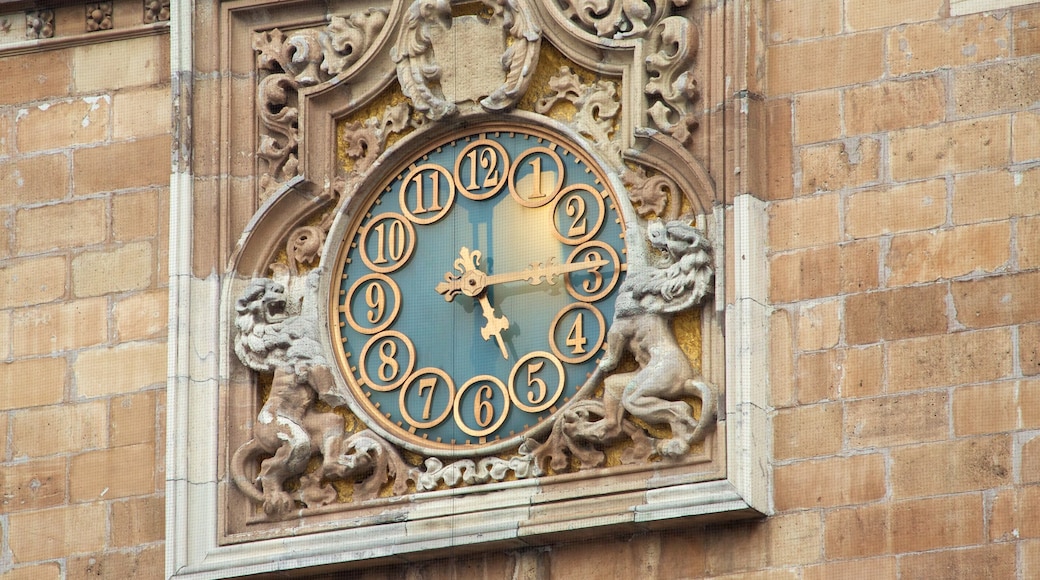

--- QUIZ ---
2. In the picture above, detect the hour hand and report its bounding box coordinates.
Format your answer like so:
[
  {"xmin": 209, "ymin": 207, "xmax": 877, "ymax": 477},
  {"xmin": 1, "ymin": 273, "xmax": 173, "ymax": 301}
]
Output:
[{"xmin": 477, "ymin": 295, "xmax": 509, "ymax": 359}]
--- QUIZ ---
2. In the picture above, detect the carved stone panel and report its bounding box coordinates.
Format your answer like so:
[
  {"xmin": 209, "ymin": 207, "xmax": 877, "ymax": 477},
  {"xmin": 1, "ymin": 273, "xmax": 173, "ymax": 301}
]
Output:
[{"xmin": 167, "ymin": 0, "xmax": 767, "ymax": 576}]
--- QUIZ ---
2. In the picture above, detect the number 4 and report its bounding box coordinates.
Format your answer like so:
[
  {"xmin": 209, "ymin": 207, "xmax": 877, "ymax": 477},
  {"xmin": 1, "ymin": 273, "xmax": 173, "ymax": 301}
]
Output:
[{"xmin": 566, "ymin": 312, "xmax": 587, "ymax": 355}]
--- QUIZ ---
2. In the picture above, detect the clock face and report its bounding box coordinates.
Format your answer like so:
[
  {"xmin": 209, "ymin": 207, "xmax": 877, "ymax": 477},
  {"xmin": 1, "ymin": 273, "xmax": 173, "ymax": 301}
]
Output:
[{"xmin": 328, "ymin": 124, "xmax": 627, "ymax": 455}]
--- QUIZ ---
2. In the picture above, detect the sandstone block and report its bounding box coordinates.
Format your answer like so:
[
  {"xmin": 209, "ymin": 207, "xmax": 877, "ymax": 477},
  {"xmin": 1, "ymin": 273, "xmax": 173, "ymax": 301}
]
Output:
[
  {"xmin": 887, "ymin": 329, "xmax": 1012, "ymax": 391},
  {"xmin": 73, "ymin": 135, "xmax": 170, "ymax": 195},
  {"xmin": 953, "ymin": 381, "xmax": 1021, "ymax": 436},
  {"xmin": 1023, "ymin": 323, "xmax": 1040, "ymax": 376},
  {"xmin": 887, "ymin": 14, "xmax": 1009, "ymax": 76},
  {"xmin": 767, "ymin": 32, "xmax": 884, "ymax": 94},
  {"xmin": 66, "ymin": 544, "xmax": 164, "ymax": 580},
  {"xmin": 658, "ymin": 531, "xmax": 707, "ymax": 578},
  {"xmin": 1014, "ymin": 6, "xmax": 1040, "ymax": 56},
  {"xmin": 113, "ymin": 86, "xmax": 171, "ymax": 139},
  {"xmin": 804, "ymin": 557, "xmax": 896, "ymax": 580},
  {"xmin": 0, "ymin": 51, "xmax": 71, "ymax": 105},
  {"xmin": 770, "ymin": 246, "xmax": 841, "ymax": 303},
  {"xmin": 900, "ymin": 544, "xmax": 1015, "ymax": 580},
  {"xmin": 71, "ymin": 241, "xmax": 154, "ymax": 297},
  {"xmin": 844, "ymin": 391, "xmax": 948, "ymax": 448},
  {"xmin": 0, "ymin": 456, "xmax": 66, "ymax": 514},
  {"xmin": 7, "ymin": 503, "xmax": 106, "ymax": 562},
  {"xmin": 1014, "ymin": 110, "xmax": 1040, "ymax": 163},
  {"xmin": 768, "ymin": 194, "xmax": 841, "ymax": 251},
  {"xmin": 767, "ymin": 0, "xmax": 840, "ymax": 43},
  {"xmin": 1019, "ymin": 215, "xmax": 1040, "ymax": 271},
  {"xmin": 953, "ymin": 271, "xmax": 1040, "ymax": 328},
  {"xmin": 1022, "ymin": 434, "xmax": 1040, "ymax": 484},
  {"xmin": 0, "ymin": 357, "xmax": 66, "ymax": 410},
  {"xmin": 890, "ymin": 116, "xmax": 1009, "ymax": 181},
  {"xmin": 766, "ymin": 511, "xmax": 822, "ymax": 567},
  {"xmin": 845, "ymin": 75, "xmax": 946, "ymax": 135},
  {"xmin": 824, "ymin": 503, "xmax": 891, "ymax": 558},
  {"xmin": 794, "ymin": 91, "xmax": 841, "ymax": 145},
  {"xmin": 845, "ymin": 284, "xmax": 948, "ymax": 345},
  {"xmin": 890, "ymin": 435, "xmax": 1011, "ymax": 498},
  {"xmin": 0, "ymin": 563, "xmax": 62, "ymax": 580},
  {"xmin": 114, "ymin": 289, "xmax": 167, "ymax": 341},
  {"xmin": 839, "ymin": 239, "xmax": 880, "ymax": 294},
  {"xmin": 10, "ymin": 297, "xmax": 107, "ymax": 356},
  {"xmin": 0, "ymin": 255, "xmax": 66, "ymax": 308},
  {"xmin": 73, "ymin": 341, "xmax": 166, "ymax": 398},
  {"xmin": 10, "ymin": 400, "xmax": 106, "ymax": 457},
  {"xmin": 773, "ymin": 403, "xmax": 842, "ymax": 460},
  {"xmin": 0, "ymin": 154, "xmax": 69, "ymax": 207},
  {"xmin": 112, "ymin": 189, "xmax": 160, "ymax": 242},
  {"xmin": 110, "ymin": 495, "xmax": 165, "ymax": 546},
  {"xmin": 886, "ymin": 222, "xmax": 1010, "ymax": 286},
  {"xmin": 953, "ymin": 167, "xmax": 1040, "ymax": 225},
  {"xmin": 770, "ymin": 309, "xmax": 796, "ymax": 408},
  {"xmin": 72, "ymin": 35, "xmax": 170, "ymax": 94},
  {"xmin": 774, "ymin": 454, "xmax": 886, "ymax": 510},
  {"xmin": 14, "ymin": 198, "xmax": 106, "ymax": 255},
  {"xmin": 797, "ymin": 299, "xmax": 840, "ymax": 352},
  {"xmin": 890, "ymin": 494, "xmax": 984, "ymax": 553},
  {"xmin": 846, "ymin": 0, "xmax": 943, "ymax": 30},
  {"xmin": 70, "ymin": 443, "xmax": 156, "ymax": 501},
  {"xmin": 796, "ymin": 349, "xmax": 841, "ymax": 403},
  {"xmin": 954, "ymin": 59, "xmax": 1040, "ymax": 117},
  {"xmin": 846, "ymin": 179, "xmax": 946, "ymax": 239},
  {"xmin": 15, "ymin": 97, "xmax": 109, "ymax": 153},
  {"xmin": 110, "ymin": 391, "xmax": 157, "ymax": 447},
  {"xmin": 842, "ymin": 345, "xmax": 884, "ymax": 398},
  {"xmin": 799, "ymin": 138, "xmax": 880, "ymax": 194}
]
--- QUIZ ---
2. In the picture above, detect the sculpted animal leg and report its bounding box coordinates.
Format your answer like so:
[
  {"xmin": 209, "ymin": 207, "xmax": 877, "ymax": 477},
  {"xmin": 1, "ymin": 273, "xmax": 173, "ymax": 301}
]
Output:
[
  {"xmin": 257, "ymin": 441, "xmax": 306, "ymax": 514},
  {"xmin": 621, "ymin": 384, "xmax": 699, "ymax": 457},
  {"xmin": 596, "ymin": 372, "xmax": 631, "ymax": 440}
]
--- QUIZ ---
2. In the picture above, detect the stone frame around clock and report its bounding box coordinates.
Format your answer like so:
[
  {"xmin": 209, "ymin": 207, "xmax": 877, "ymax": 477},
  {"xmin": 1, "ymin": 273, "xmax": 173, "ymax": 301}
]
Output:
[{"xmin": 165, "ymin": 0, "xmax": 772, "ymax": 577}]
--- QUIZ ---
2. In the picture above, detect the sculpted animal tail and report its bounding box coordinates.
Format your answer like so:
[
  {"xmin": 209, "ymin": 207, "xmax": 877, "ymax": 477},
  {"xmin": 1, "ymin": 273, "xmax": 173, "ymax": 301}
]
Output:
[
  {"xmin": 687, "ymin": 379, "xmax": 717, "ymax": 444},
  {"xmin": 230, "ymin": 439, "xmax": 265, "ymax": 503}
]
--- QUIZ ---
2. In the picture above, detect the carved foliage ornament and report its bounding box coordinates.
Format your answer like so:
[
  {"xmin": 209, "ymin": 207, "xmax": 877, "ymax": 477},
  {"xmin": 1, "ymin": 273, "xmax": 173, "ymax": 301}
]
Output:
[{"xmin": 552, "ymin": 0, "xmax": 685, "ymax": 39}]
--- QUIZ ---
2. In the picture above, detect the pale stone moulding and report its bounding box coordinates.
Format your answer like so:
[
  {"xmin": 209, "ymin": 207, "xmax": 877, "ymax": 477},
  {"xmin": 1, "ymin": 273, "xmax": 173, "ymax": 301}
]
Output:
[{"xmin": 166, "ymin": 0, "xmax": 770, "ymax": 577}]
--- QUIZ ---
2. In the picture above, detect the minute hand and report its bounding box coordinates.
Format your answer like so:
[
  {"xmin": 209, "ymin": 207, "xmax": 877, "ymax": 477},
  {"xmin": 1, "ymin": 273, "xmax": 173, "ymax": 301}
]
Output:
[{"xmin": 485, "ymin": 257, "xmax": 609, "ymax": 287}]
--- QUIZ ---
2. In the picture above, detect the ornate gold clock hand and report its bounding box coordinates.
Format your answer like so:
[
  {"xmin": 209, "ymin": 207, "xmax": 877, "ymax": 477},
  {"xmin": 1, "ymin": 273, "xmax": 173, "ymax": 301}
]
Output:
[
  {"xmin": 436, "ymin": 254, "xmax": 609, "ymax": 299},
  {"xmin": 434, "ymin": 247, "xmax": 510, "ymax": 359}
]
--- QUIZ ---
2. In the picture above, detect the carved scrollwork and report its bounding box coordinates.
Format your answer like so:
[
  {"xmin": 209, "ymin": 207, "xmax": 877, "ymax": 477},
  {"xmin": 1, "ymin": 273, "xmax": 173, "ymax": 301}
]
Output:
[
  {"xmin": 645, "ymin": 16, "xmax": 698, "ymax": 144},
  {"xmin": 408, "ymin": 444, "xmax": 540, "ymax": 492},
  {"xmin": 341, "ymin": 103, "xmax": 413, "ymax": 182},
  {"xmin": 479, "ymin": 0, "xmax": 542, "ymax": 112},
  {"xmin": 391, "ymin": 0, "xmax": 455, "ymax": 121},
  {"xmin": 535, "ymin": 66, "xmax": 622, "ymax": 166},
  {"xmin": 253, "ymin": 10, "xmax": 389, "ymax": 198},
  {"xmin": 622, "ymin": 165, "xmax": 681, "ymax": 220},
  {"xmin": 551, "ymin": 0, "xmax": 685, "ymax": 39}
]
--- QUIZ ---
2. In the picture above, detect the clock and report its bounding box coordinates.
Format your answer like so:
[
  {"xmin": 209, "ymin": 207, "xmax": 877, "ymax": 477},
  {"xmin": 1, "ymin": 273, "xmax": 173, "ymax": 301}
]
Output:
[{"xmin": 327, "ymin": 122, "xmax": 627, "ymax": 456}]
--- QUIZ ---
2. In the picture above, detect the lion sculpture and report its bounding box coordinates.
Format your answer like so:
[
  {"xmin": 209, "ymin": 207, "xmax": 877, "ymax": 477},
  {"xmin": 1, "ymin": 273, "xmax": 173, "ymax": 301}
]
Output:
[
  {"xmin": 581, "ymin": 218, "xmax": 717, "ymax": 457},
  {"xmin": 231, "ymin": 274, "xmax": 350, "ymax": 515}
]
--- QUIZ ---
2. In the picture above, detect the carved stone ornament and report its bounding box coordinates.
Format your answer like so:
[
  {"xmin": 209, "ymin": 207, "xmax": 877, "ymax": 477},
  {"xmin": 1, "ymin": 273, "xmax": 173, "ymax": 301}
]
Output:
[
  {"xmin": 550, "ymin": 0, "xmax": 686, "ymax": 39},
  {"xmin": 25, "ymin": 9, "xmax": 54, "ymax": 39},
  {"xmin": 143, "ymin": 0, "xmax": 170, "ymax": 24},
  {"xmin": 645, "ymin": 16, "xmax": 698, "ymax": 143},
  {"xmin": 86, "ymin": 2, "xmax": 113, "ymax": 32}
]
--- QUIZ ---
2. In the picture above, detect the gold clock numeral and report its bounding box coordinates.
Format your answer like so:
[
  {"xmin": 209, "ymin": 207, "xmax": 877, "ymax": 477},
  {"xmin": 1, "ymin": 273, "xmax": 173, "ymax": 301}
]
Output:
[
  {"xmin": 551, "ymin": 184, "xmax": 606, "ymax": 245},
  {"xmin": 359, "ymin": 330, "xmax": 415, "ymax": 392},
  {"xmin": 550, "ymin": 303, "xmax": 605, "ymax": 364},
  {"xmin": 454, "ymin": 138, "xmax": 509, "ymax": 200},
  {"xmin": 359, "ymin": 213, "xmax": 415, "ymax": 273},
  {"xmin": 508, "ymin": 147, "xmax": 564, "ymax": 208},
  {"xmin": 344, "ymin": 273, "xmax": 401, "ymax": 334},
  {"xmin": 401, "ymin": 164, "xmax": 455, "ymax": 225},
  {"xmin": 399, "ymin": 368, "xmax": 455, "ymax": 429},
  {"xmin": 508, "ymin": 351, "xmax": 565, "ymax": 413},
  {"xmin": 564, "ymin": 240, "xmax": 622, "ymax": 303},
  {"xmin": 453, "ymin": 376, "xmax": 509, "ymax": 437}
]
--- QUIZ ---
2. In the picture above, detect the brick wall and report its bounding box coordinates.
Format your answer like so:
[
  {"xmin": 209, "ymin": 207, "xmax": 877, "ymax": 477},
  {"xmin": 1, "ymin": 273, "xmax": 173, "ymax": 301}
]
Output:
[
  {"xmin": 0, "ymin": 34, "xmax": 169, "ymax": 578},
  {"xmin": 3, "ymin": 0, "xmax": 1040, "ymax": 578}
]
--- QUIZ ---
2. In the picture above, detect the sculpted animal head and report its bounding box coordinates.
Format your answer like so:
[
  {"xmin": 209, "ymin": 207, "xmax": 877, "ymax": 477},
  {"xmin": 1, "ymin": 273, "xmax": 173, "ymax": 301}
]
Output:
[
  {"xmin": 629, "ymin": 219, "xmax": 713, "ymax": 313},
  {"xmin": 234, "ymin": 278, "xmax": 290, "ymax": 373}
]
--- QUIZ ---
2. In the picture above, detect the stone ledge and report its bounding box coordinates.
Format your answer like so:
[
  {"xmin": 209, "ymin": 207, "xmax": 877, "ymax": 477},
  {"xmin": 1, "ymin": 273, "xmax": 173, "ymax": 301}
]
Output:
[{"xmin": 0, "ymin": 0, "xmax": 167, "ymax": 55}]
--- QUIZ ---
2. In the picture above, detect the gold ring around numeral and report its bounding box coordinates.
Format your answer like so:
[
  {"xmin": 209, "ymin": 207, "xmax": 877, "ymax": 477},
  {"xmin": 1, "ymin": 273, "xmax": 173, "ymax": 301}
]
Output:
[
  {"xmin": 342, "ymin": 273, "xmax": 401, "ymax": 335},
  {"xmin": 508, "ymin": 146, "xmax": 565, "ymax": 208},
  {"xmin": 399, "ymin": 368, "xmax": 456, "ymax": 430},
  {"xmin": 358, "ymin": 212, "xmax": 416, "ymax": 273},
  {"xmin": 399, "ymin": 164, "xmax": 456, "ymax": 225},
  {"xmin": 564, "ymin": 240, "xmax": 622, "ymax": 303},
  {"xmin": 507, "ymin": 351, "xmax": 565, "ymax": 414},
  {"xmin": 453, "ymin": 375, "xmax": 510, "ymax": 438},
  {"xmin": 551, "ymin": 184, "xmax": 606, "ymax": 246},
  {"xmin": 358, "ymin": 330, "xmax": 415, "ymax": 392},
  {"xmin": 549, "ymin": 303, "xmax": 605, "ymax": 364},
  {"xmin": 454, "ymin": 137, "xmax": 510, "ymax": 201}
]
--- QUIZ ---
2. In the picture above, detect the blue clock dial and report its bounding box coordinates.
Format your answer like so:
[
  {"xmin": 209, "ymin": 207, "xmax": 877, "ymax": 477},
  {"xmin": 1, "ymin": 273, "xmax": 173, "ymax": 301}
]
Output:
[{"xmin": 331, "ymin": 126, "xmax": 627, "ymax": 454}]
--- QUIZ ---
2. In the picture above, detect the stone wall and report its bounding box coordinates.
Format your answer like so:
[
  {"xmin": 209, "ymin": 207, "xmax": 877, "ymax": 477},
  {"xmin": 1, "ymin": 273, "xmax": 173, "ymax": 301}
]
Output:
[
  {"xmin": 3, "ymin": 0, "xmax": 1040, "ymax": 578},
  {"xmin": 0, "ymin": 29, "xmax": 170, "ymax": 579}
]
